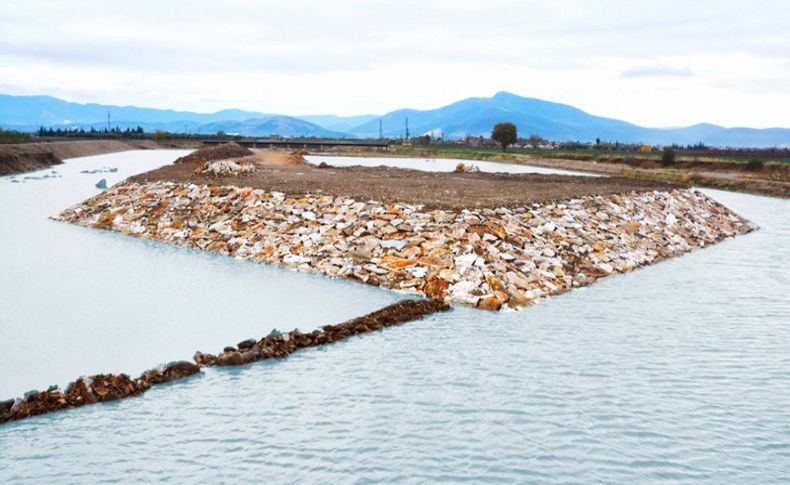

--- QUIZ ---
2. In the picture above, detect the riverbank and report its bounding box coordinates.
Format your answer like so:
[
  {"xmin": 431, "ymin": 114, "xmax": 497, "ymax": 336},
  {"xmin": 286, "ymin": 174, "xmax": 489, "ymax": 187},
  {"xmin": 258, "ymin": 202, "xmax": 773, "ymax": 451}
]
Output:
[
  {"xmin": 55, "ymin": 148, "xmax": 755, "ymax": 311},
  {"xmin": 322, "ymin": 147, "xmax": 790, "ymax": 198},
  {"xmin": 0, "ymin": 139, "xmax": 199, "ymax": 176}
]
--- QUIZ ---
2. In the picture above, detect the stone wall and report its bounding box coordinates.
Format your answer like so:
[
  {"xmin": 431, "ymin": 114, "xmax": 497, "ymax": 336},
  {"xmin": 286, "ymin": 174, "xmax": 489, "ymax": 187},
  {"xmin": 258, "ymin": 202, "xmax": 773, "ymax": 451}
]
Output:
[{"xmin": 56, "ymin": 182, "xmax": 755, "ymax": 311}]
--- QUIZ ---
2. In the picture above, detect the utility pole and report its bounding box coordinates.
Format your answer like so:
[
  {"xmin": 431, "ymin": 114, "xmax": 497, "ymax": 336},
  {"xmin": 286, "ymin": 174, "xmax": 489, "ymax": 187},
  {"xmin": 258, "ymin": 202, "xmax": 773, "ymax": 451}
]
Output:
[
  {"xmin": 405, "ymin": 117, "xmax": 409, "ymax": 140},
  {"xmin": 107, "ymin": 111, "xmax": 111, "ymax": 131},
  {"xmin": 379, "ymin": 119, "xmax": 382, "ymax": 139}
]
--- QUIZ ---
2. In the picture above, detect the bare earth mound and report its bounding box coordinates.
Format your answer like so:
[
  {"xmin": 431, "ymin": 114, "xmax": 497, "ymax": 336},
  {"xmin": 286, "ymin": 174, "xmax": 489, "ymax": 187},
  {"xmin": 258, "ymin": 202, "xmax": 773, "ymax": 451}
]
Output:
[
  {"xmin": 173, "ymin": 142, "xmax": 253, "ymax": 165},
  {"xmin": 132, "ymin": 151, "xmax": 680, "ymax": 210}
]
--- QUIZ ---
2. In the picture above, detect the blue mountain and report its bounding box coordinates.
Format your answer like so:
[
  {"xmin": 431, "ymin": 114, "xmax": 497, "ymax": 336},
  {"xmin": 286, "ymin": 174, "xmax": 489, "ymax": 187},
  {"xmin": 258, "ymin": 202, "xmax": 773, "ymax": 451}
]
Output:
[{"xmin": 347, "ymin": 92, "xmax": 790, "ymax": 147}]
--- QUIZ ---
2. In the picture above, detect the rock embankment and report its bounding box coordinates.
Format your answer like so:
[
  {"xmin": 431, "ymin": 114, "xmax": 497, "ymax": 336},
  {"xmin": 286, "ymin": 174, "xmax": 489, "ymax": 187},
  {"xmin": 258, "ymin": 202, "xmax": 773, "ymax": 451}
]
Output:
[
  {"xmin": 0, "ymin": 300, "xmax": 448, "ymax": 425},
  {"xmin": 56, "ymin": 182, "xmax": 755, "ymax": 311}
]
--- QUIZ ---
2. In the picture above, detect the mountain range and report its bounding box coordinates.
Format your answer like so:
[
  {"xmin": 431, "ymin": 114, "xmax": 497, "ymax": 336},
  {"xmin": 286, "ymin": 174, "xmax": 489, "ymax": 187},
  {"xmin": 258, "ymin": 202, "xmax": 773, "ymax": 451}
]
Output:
[{"xmin": 1, "ymin": 92, "xmax": 788, "ymax": 148}]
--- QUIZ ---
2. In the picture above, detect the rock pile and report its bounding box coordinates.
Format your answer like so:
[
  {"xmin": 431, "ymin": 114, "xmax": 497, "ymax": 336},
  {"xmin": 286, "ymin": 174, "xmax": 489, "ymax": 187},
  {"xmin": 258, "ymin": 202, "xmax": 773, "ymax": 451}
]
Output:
[
  {"xmin": 454, "ymin": 162, "xmax": 479, "ymax": 173},
  {"xmin": 0, "ymin": 361, "xmax": 200, "ymax": 424},
  {"xmin": 173, "ymin": 142, "xmax": 253, "ymax": 165},
  {"xmin": 56, "ymin": 181, "xmax": 755, "ymax": 311},
  {"xmin": 197, "ymin": 159, "xmax": 255, "ymax": 176},
  {"xmin": 195, "ymin": 299, "xmax": 450, "ymax": 366}
]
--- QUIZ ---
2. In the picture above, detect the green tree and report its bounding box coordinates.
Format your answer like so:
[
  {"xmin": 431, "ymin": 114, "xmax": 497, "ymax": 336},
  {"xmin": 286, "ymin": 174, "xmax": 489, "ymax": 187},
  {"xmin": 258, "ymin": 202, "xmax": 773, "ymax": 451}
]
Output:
[
  {"xmin": 216, "ymin": 130, "xmax": 226, "ymax": 138},
  {"xmin": 491, "ymin": 122, "xmax": 517, "ymax": 152}
]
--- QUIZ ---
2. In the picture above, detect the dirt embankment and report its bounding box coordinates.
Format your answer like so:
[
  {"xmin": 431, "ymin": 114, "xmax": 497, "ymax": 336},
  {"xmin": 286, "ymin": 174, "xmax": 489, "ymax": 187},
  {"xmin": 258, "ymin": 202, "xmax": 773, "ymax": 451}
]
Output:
[
  {"xmin": 131, "ymin": 148, "xmax": 678, "ymax": 210},
  {"xmin": 0, "ymin": 139, "xmax": 199, "ymax": 177}
]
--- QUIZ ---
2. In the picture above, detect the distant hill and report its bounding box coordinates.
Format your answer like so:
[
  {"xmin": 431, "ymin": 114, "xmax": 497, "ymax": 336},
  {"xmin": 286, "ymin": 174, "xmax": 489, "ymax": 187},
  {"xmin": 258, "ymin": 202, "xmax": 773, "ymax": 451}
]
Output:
[
  {"xmin": 197, "ymin": 117, "xmax": 346, "ymax": 138},
  {"xmin": 1, "ymin": 92, "xmax": 788, "ymax": 147},
  {"xmin": 0, "ymin": 94, "xmax": 340, "ymax": 137},
  {"xmin": 297, "ymin": 114, "xmax": 379, "ymax": 132},
  {"xmin": 0, "ymin": 94, "xmax": 268, "ymax": 127},
  {"xmin": 346, "ymin": 92, "xmax": 790, "ymax": 147}
]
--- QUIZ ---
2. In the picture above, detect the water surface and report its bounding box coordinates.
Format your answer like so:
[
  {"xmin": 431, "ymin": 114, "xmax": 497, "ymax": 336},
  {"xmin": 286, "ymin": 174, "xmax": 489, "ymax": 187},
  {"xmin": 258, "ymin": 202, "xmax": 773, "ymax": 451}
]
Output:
[{"xmin": 1, "ymin": 153, "xmax": 788, "ymax": 483}]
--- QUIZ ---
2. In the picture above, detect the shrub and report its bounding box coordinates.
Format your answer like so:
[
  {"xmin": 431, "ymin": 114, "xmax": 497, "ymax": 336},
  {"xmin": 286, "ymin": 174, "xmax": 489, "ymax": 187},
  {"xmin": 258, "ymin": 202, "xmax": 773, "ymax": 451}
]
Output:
[
  {"xmin": 745, "ymin": 159, "xmax": 764, "ymax": 172},
  {"xmin": 152, "ymin": 130, "xmax": 168, "ymax": 143},
  {"xmin": 661, "ymin": 147, "xmax": 676, "ymax": 167}
]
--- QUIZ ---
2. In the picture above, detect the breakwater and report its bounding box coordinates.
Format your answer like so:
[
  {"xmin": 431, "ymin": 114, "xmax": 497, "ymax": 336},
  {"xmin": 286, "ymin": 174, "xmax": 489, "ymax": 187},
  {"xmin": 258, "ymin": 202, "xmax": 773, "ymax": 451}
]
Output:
[
  {"xmin": 56, "ymin": 181, "xmax": 755, "ymax": 310},
  {"xmin": 0, "ymin": 300, "xmax": 448, "ymax": 425}
]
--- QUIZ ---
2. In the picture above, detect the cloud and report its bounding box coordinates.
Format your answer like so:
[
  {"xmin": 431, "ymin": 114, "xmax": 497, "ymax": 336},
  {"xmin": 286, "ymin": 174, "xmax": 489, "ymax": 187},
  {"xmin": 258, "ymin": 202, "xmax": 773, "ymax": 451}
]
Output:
[
  {"xmin": 0, "ymin": 0, "xmax": 788, "ymax": 127},
  {"xmin": 620, "ymin": 65, "xmax": 694, "ymax": 79}
]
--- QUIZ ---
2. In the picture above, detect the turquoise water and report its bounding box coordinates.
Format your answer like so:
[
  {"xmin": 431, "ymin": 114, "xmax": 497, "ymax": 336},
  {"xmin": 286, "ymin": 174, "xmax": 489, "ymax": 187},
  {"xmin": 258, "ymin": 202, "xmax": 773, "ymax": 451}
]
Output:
[{"xmin": 1, "ymin": 153, "xmax": 789, "ymax": 483}]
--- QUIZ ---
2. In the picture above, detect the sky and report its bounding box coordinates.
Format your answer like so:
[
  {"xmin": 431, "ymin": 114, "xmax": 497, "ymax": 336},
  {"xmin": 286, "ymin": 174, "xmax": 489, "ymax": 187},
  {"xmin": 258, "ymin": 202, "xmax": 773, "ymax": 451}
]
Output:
[{"xmin": 0, "ymin": 0, "xmax": 788, "ymax": 128}]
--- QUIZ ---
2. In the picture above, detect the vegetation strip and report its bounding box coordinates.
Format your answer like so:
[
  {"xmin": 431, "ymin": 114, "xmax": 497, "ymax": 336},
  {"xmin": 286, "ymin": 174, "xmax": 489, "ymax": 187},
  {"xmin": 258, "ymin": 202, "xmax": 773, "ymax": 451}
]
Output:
[{"xmin": 0, "ymin": 300, "xmax": 449, "ymax": 425}]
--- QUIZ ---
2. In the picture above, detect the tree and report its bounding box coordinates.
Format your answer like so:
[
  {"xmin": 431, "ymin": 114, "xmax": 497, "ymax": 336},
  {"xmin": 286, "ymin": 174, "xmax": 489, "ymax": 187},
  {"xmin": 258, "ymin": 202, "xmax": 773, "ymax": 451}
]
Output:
[
  {"xmin": 527, "ymin": 134, "xmax": 546, "ymax": 149},
  {"xmin": 216, "ymin": 130, "xmax": 226, "ymax": 138},
  {"xmin": 491, "ymin": 122, "xmax": 517, "ymax": 152},
  {"xmin": 661, "ymin": 147, "xmax": 676, "ymax": 166}
]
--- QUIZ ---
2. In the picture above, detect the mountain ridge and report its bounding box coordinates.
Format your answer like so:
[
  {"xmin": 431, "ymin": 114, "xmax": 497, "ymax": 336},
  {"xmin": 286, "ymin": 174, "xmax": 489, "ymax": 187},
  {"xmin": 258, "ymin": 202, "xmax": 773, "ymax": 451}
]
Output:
[{"xmin": 1, "ymin": 92, "xmax": 788, "ymax": 147}]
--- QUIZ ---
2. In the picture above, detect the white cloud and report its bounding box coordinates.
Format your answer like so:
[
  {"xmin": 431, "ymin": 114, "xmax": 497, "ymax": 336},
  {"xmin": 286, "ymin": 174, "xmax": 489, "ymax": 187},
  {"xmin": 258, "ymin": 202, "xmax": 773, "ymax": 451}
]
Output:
[{"xmin": 0, "ymin": 0, "xmax": 788, "ymax": 127}]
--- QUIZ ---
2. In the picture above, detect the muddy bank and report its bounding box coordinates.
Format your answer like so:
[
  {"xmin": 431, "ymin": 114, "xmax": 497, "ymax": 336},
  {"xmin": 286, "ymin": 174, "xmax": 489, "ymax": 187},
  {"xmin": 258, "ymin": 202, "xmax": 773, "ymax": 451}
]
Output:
[
  {"xmin": 0, "ymin": 139, "xmax": 198, "ymax": 176},
  {"xmin": 1, "ymin": 300, "xmax": 446, "ymax": 425},
  {"xmin": 56, "ymin": 177, "xmax": 754, "ymax": 311},
  {"xmin": 0, "ymin": 151, "xmax": 62, "ymax": 176}
]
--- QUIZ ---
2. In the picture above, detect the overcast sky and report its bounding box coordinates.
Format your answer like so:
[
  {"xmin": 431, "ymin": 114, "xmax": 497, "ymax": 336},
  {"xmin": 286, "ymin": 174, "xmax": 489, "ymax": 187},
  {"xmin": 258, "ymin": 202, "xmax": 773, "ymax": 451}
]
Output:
[{"xmin": 1, "ymin": 0, "xmax": 788, "ymax": 128}]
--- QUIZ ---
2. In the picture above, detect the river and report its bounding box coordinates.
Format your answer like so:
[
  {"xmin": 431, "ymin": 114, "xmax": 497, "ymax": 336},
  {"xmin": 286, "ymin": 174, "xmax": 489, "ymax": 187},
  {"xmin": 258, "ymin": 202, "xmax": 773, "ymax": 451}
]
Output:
[{"xmin": 1, "ymin": 152, "xmax": 788, "ymax": 483}]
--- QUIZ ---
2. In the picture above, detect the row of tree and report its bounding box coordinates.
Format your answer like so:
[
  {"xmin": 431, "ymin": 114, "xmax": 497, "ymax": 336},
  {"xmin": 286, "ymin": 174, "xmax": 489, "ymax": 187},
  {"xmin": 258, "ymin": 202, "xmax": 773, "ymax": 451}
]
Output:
[{"xmin": 37, "ymin": 126, "xmax": 145, "ymax": 136}]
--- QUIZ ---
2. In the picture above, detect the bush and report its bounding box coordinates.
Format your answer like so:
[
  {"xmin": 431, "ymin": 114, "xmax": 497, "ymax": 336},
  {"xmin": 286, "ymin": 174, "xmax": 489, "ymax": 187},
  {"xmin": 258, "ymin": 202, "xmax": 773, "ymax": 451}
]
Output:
[
  {"xmin": 661, "ymin": 147, "xmax": 676, "ymax": 166},
  {"xmin": 0, "ymin": 128, "xmax": 30, "ymax": 144},
  {"xmin": 152, "ymin": 130, "xmax": 168, "ymax": 143},
  {"xmin": 745, "ymin": 159, "xmax": 764, "ymax": 172}
]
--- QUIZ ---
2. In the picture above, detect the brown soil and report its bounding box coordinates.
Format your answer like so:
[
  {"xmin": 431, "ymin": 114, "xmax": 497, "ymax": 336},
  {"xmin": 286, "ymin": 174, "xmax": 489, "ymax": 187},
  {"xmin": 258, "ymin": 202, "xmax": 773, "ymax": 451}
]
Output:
[
  {"xmin": 129, "ymin": 148, "xmax": 680, "ymax": 210},
  {"xmin": 0, "ymin": 139, "xmax": 199, "ymax": 177},
  {"xmin": 173, "ymin": 142, "xmax": 253, "ymax": 164}
]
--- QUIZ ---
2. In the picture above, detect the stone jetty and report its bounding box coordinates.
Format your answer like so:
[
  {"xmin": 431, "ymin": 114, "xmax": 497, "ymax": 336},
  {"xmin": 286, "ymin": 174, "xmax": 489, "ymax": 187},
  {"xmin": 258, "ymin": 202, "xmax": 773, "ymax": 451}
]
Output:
[
  {"xmin": 0, "ymin": 361, "xmax": 200, "ymax": 424},
  {"xmin": 195, "ymin": 299, "xmax": 450, "ymax": 366},
  {"xmin": 0, "ymin": 300, "xmax": 448, "ymax": 425},
  {"xmin": 57, "ymin": 181, "xmax": 755, "ymax": 310}
]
